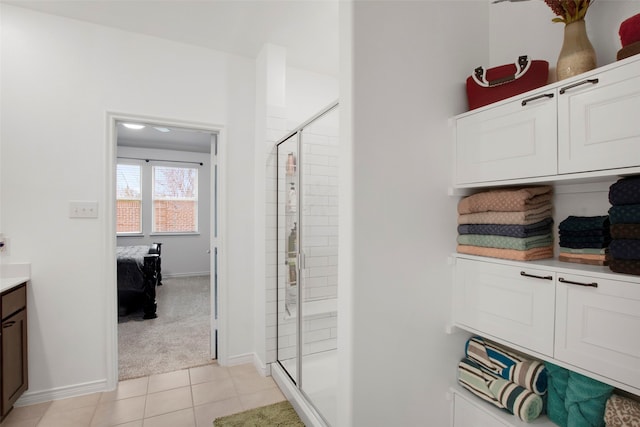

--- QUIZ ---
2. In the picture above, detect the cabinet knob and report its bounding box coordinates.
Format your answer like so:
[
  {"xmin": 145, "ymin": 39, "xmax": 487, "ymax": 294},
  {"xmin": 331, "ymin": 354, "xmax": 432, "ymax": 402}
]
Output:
[{"xmin": 558, "ymin": 277, "xmax": 598, "ymax": 288}]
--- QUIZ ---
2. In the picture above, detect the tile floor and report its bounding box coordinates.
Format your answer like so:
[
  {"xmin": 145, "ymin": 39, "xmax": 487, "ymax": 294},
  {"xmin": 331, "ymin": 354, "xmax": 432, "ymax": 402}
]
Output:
[{"xmin": 0, "ymin": 363, "xmax": 286, "ymax": 427}]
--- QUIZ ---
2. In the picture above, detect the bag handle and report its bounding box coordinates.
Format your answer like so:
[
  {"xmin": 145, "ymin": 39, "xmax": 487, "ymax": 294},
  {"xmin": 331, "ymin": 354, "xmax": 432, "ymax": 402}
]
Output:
[{"xmin": 472, "ymin": 55, "xmax": 532, "ymax": 88}]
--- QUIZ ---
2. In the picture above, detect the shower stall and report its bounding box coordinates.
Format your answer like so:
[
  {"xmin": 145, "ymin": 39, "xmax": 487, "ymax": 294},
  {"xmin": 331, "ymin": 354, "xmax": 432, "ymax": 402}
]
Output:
[{"xmin": 273, "ymin": 102, "xmax": 339, "ymax": 427}]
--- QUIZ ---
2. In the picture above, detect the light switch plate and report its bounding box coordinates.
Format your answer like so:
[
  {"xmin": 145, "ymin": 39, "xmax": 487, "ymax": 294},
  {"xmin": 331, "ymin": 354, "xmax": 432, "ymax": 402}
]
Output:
[{"xmin": 69, "ymin": 201, "xmax": 98, "ymax": 218}]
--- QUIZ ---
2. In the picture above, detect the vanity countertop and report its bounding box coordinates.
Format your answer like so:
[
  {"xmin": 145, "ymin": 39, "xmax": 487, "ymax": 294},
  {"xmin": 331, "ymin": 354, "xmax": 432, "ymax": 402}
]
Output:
[
  {"xmin": 1, "ymin": 277, "xmax": 29, "ymax": 293},
  {"xmin": 1, "ymin": 263, "xmax": 31, "ymax": 293}
]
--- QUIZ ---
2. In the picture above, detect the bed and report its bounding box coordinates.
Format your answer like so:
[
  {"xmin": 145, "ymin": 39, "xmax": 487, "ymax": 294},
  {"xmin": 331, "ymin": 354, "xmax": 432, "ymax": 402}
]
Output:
[{"xmin": 117, "ymin": 243, "xmax": 163, "ymax": 319}]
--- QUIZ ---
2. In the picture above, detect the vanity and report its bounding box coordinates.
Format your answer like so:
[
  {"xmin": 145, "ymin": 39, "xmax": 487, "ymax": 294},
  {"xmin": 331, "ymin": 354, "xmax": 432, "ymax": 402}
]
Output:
[{"xmin": 0, "ymin": 264, "xmax": 30, "ymax": 420}]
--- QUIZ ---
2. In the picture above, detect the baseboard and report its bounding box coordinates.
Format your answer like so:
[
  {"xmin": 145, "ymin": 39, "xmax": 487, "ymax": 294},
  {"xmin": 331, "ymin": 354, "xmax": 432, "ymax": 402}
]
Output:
[
  {"xmin": 222, "ymin": 352, "xmax": 269, "ymax": 377},
  {"xmin": 271, "ymin": 362, "xmax": 328, "ymax": 427},
  {"xmin": 163, "ymin": 271, "xmax": 210, "ymax": 278},
  {"xmin": 15, "ymin": 379, "xmax": 110, "ymax": 407}
]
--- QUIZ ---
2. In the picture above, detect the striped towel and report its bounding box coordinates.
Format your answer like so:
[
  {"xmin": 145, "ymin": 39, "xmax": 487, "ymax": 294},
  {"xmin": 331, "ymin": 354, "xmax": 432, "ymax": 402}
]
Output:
[
  {"xmin": 458, "ymin": 358, "xmax": 544, "ymax": 422},
  {"xmin": 465, "ymin": 336, "xmax": 547, "ymax": 395},
  {"xmin": 489, "ymin": 378, "xmax": 544, "ymax": 423}
]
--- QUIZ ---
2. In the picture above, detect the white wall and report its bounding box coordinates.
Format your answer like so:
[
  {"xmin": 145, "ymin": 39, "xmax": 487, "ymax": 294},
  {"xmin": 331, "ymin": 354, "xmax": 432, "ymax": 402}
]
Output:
[
  {"xmin": 345, "ymin": 2, "xmax": 488, "ymax": 426},
  {"xmin": 489, "ymin": 0, "xmax": 640, "ymax": 82},
  {"xmin": 116, "ymin": 146, "xmax": 211, "ymax": 277},
  {"xmin": 0, "ymin": 4, "xmax": 255, "ymax": 400}
]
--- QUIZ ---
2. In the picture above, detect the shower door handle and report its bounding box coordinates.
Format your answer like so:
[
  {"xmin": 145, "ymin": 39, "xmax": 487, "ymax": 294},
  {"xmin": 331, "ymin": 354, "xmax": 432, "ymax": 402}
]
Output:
[{"xmin": 298, "ymin": 252, "xmax": 306, "ymax": 269}]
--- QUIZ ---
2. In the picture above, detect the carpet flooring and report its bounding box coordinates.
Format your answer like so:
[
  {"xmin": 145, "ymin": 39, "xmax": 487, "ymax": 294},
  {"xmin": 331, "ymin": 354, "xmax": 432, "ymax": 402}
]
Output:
[
  {"xmin": 213, "ymin": 401, "xmax": 304, "ymax": 427},
  {"xmin": 118, "ymin": 275, "xmax": 213, "ymax": 380}
]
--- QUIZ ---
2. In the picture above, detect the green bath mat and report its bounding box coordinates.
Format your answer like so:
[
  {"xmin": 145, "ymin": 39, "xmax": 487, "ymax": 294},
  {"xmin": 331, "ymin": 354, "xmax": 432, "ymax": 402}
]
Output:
[{"xmin": 213, "ymin": 400, "xmax": 304, "ymax": 426}]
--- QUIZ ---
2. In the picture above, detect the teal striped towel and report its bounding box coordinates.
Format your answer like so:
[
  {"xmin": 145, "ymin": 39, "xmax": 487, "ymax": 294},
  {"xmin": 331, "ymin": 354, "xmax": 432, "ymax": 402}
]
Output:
[
  {"xmin": 465, "ymin": 336, "xmax": 547, "ymax": 395},
  {"xmin": 458, "ymin": 358, "xmax": 543, "ymax": 422}
]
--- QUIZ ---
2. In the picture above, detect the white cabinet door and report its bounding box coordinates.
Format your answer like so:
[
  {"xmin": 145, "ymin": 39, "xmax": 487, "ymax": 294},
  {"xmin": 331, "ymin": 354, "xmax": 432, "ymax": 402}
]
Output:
[
  {"xmin": 455, "ymin": 90, "xmax": 557, "ymax": 185},
  {"xmin": 453, "ymin": 258, "xmax": 556, "ymax": 356},
  {"xmin": 558, "ymin": 59, "xmax": 640, "ymax": 174},
  {"xmin": 555, "ymin": 272, "xmax": 640, "ymax": 390}
]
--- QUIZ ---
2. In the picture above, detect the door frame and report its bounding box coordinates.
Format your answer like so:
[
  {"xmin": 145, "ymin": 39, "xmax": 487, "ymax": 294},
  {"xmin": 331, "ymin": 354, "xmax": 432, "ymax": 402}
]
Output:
[{"xmin": 104, "ymin": 112, "xmax": 228, "ymax": 389}]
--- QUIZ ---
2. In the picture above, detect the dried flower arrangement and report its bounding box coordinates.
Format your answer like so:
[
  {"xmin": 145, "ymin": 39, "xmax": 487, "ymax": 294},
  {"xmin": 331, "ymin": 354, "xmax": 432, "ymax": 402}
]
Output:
[{"xmin": 544, "ymin": 0, "xmax": 592, "ymax": 24}]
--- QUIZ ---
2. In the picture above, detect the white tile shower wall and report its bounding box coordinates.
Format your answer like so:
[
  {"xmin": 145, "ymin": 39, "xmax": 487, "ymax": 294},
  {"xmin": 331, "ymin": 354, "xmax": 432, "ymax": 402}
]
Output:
[{"xmin": 268, "ymin": 115, "xmax": 340, "ymax": 364}]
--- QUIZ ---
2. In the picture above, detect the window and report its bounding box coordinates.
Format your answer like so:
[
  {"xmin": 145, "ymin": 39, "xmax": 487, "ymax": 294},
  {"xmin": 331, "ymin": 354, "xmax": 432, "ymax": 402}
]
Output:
[
  {"xmin": 152, "ymin": 166, "xmax": 198, "ymax": 233},
  {"xmin": 116, "ymin": 164, "xmax": 142, "ymax": 233}
]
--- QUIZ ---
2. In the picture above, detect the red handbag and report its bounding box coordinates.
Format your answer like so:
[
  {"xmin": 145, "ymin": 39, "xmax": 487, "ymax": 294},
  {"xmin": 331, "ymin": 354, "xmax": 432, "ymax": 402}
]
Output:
[{"xmin": 466, "ymin": 56, "xmax": 549, "ymax": 111}]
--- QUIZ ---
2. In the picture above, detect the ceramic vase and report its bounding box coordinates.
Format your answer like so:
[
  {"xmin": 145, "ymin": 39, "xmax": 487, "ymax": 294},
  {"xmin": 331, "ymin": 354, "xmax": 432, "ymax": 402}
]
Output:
[{"xmin": 556, "ymin": 19, "xmax": 597, "ymax": 81}]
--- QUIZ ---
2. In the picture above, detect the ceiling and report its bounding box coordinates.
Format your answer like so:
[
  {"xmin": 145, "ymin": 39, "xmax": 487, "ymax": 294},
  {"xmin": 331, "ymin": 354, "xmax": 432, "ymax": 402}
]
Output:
[
  {"xmin": 3, "ymin": 0, "xmax": 339, "ymax": 76},
  {"xmin": 5, "ymin": 0, "xmax": 339, "ymax": 151},
  {"xmin": 117, "ymin": 122, "xmax": 214, "ymax": 153}
]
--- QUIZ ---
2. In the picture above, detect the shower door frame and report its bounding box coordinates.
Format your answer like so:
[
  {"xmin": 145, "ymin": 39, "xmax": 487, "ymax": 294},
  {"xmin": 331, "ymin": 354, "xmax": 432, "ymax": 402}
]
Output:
[{"xmin": 275, "ymin": 101, "xmax": 339, "ymax": 425}]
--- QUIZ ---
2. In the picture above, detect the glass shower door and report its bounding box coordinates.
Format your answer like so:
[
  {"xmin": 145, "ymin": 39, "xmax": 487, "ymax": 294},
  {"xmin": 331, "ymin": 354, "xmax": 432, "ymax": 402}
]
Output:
[{"xmin": 277, "ymin": 133, "xmax": 300, "ymax": 384}]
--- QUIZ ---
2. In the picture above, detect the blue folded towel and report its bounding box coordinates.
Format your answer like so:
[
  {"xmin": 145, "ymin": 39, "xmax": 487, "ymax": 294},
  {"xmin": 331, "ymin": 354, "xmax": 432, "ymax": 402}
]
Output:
[
  {"xmin": 565, "ymin": 370, "xmax": 613, "ymax": 427},
  {"xmin": 545, "ymin": 362, "xmax": 569, "ymax": 427}
]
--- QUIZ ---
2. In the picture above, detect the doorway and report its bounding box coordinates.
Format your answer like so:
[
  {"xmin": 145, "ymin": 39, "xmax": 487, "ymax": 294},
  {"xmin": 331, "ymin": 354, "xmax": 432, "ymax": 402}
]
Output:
[{"xmin": 105, "ymin": 113, "xmax": 225, "ymax": 385}]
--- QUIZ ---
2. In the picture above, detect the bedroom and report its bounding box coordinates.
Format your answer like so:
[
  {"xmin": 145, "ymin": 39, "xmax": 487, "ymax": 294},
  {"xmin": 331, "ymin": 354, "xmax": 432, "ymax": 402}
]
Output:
[{"xmin": 115, "ymin": 120, "xmax": 217, "ymax": 379}]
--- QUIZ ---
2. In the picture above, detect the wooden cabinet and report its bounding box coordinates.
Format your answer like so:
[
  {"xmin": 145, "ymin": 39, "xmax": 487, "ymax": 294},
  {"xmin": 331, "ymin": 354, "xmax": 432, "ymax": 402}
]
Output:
[
  {"xmin": 453, "ymin": 55, "xmax": 640, "ymax": 187},
  {"xmin": 555, "ymin": 272, "xmax": 640, "ymax": 391},
  {"xmin": 453, "ymin": 258, "xmax": 555, "ymax": 356},
  {"xmin": 1, "ymin": 282, "xmax": 28, "ymax": 420}
]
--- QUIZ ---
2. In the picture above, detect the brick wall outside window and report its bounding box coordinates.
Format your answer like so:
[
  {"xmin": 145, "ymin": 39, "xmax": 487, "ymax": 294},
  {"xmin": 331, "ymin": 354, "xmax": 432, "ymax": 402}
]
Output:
[
  {"xmin": 154, "ymin": 200, "xmax": 197, "ymax": 232},
  {"xmin": 117, "ymin": 200, "xmax": 141, "ymax": 233}
]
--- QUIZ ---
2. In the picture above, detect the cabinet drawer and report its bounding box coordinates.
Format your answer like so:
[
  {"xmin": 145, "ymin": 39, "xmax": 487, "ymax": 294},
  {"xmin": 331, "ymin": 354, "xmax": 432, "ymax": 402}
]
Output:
[
  {"xmin": 558, "ymin": 60, "xmax": 640, "ymax": 174},
  {"xmin": 454, "ymin": 91, "xmax": 557, "ymax": 185},
  {"xmin": 1, "ymin": 284, "xmax": 26, "ymax": 320},
  {"xmin": 555, "ymin": 273, "xmax": 640, "ymax": 390},
  {"xmin": 453, "ymin": 259, "xmax": 555, "ymax": 356}
]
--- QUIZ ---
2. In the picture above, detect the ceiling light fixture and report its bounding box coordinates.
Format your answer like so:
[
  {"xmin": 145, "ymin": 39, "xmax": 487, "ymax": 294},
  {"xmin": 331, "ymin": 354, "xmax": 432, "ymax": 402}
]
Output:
[
  {"xmin": 122, "ymin": 123, "xmax": 145, "ymax": 130},
  {"xmin": 154, "ymin": 127, "xmax": 171, "ymax": 133}
]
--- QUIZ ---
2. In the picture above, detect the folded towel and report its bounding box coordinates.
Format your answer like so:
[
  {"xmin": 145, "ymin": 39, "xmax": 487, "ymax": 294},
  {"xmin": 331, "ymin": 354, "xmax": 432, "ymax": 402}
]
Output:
[
  {"xmin": 604, "ymin": 394, "xmax": 640, "ymax": 427},
  {"xmin": 611, "ymin": 223, "xmax": 640, "ymax": 240},
  {"xmin": 619, "ymin": 13, "xmax": 640, "ymax": 47},
  {"xmin": 558, "ymin": 252, "xmax": 610, "ymax": 261},
  {"xmin": 457, "ymin": 218, "xmax": 554, "ymax": 238},
  {"xmin": 559, "ymin": 229, "xmax": 611, "ymax": 238},
  {"xmin": 545, "ymin": 362, "xmax": 570, "ymax": 427},
  {"xmin": 458, "ymin": 186, "xmax": 552, "ymax": 215},
  {"xmin": 610, "ymin": 239, "xmax": 640, "ymax": 260},
  {"xmin": 465, "ymin": 336, "xmax": 547, "ymax": 395},
  {"xmin": 559, "ymin": 235, "xmax": 611, "ymax": 245},
  {"xmin": 458, "ymin": 206, "xmax": 552, "ymax": 226},
  {"xmin": 559, "ymin": 255, "xmax": 609, "ymax": 266},
  {"xmin": 559, "ymin": 215, "xmax": 610, "ymax": 232},
  {"xmin": 609, "ymin": 175, "xmax": 640, "ymax": 205},
  {"xmin": 488, "ymin": 378, "xmax": 544, "ymax": 422},
  {"xmin": 456, "ymin": 245, "xmax": 554, "ymax": 261},
  {"xmin": 609, "ymin": 259, "xmax": 640, "ymax": 276},
  {"xmin": 565, "ymin": 370, "xmax": 614, "ymax": 427},
  {"xmin": 560, "ymin": 247, "xmax": 609, "ymax": 255},
  {"xmin": 457, "ymin": 233, "xmax": 553, "ymax": 251},
  {"xmin": 609, "ymin": 205, "xmax": 640, "ymax": 224},
  {"xmin": 559, "ymin": 240, "xmax": 611, "ymax": 249},
  {"xmin": 458, "ymin": 358, "xmax": 543, "ymax": 423}
]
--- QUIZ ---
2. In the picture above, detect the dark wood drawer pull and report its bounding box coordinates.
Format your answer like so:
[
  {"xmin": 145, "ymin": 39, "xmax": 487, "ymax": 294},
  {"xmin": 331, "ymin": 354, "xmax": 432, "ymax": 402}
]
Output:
[
  {"xmin": 521, "ymin": 93, "xmax": 554, "ymax": 106},
  {"xmin": 520, "ymin": 271, "xmax": 553, "ymax": 280},
  {"xmin": 559, "ymin": 277, "xmax": 598, "ymax": 288},
  {"xmin": 559, "ymin": 78, "xmax": 599, "ymax": 94}
]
